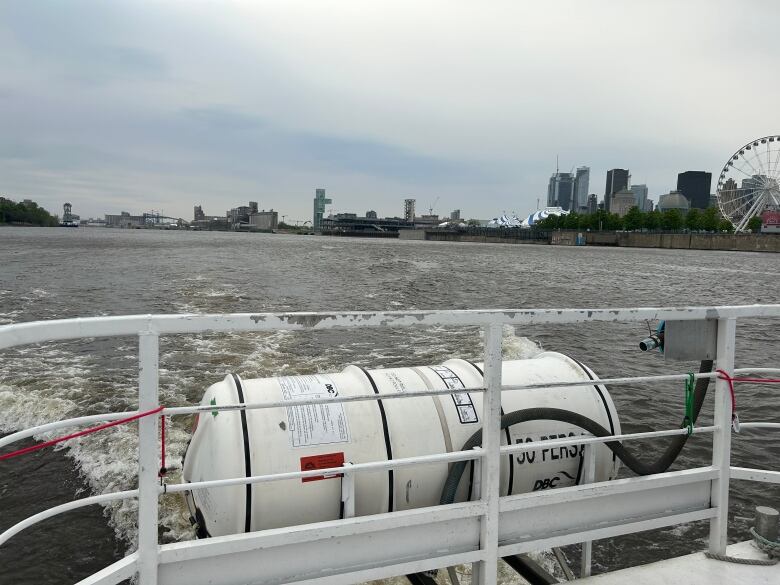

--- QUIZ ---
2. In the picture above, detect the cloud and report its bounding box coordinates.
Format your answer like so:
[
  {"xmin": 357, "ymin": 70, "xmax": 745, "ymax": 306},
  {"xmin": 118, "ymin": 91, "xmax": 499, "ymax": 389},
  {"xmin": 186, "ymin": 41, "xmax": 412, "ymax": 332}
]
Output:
[{"xmin": 0, "ymin": 0, "xmax": 777, "ymax": 220}]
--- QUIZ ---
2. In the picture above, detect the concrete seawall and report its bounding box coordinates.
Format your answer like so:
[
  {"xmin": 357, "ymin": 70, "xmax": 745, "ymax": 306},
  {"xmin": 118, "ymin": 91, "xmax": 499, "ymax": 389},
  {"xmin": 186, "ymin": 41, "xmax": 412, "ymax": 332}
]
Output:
[{"xmin": 398, "ymin": 229, "xmax": 780, "ymax": 252}]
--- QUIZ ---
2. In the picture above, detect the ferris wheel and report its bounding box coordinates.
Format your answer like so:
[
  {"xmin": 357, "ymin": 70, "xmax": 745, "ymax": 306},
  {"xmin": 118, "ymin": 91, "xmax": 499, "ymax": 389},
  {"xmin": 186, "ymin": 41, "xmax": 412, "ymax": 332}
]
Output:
[{"xmin": 716, "ymin": 135, "xmax": 780, "ymax": 232}]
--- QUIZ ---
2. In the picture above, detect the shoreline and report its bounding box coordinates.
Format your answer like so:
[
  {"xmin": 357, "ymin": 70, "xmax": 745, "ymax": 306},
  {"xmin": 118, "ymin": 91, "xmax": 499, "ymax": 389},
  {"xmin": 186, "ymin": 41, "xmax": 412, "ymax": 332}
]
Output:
[{"xmin": 396, "ymin": 228, "xmax": 780, "ymax": 253}]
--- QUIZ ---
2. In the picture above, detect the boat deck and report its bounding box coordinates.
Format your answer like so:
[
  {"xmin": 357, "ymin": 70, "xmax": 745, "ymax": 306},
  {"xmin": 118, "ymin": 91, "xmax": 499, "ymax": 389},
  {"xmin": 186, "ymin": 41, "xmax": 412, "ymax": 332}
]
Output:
[{"xmin": 581, "ymin": 541, "xmax": 778, "ymax": 584}]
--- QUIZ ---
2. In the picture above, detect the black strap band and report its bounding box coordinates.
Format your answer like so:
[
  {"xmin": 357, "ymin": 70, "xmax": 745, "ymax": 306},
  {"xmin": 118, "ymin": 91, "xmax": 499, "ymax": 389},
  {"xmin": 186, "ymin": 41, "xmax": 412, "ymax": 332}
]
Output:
[
  {"xmin": 356, "ymin": 367, "xmax": 394, "ymax": 513},
  {"xmin": 231, "ymin": 373, "xmax": 253, "ymax": 532}
]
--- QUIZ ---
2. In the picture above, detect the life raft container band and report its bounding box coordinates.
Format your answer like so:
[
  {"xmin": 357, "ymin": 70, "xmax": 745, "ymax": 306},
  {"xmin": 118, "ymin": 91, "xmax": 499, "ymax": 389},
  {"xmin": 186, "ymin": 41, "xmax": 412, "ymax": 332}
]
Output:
[
  {"xmin": 231, "ymin": 373, "xmax": 253, "ymax": 532},
  {"xmin": 355, "ymin": 366, "xmax": 394, "ymax": 513},
  {"xmin": 569, "ymin": 357, "xmax": 617, "ymax": 465},
  {"xmin": 463, "ymin": 360, "xmax": 515, "ymax": 497}
]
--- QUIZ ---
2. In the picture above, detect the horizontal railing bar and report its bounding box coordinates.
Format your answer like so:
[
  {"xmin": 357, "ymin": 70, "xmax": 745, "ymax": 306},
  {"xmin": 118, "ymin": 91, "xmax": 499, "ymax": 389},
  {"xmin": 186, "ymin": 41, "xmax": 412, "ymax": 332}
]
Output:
[
  {"xmin": 171, "ymin": 425, "xmax": 720, "ymax": 493},
  {"xmin": 499, "ymin": 425, "xmax": 717, "ymax": 454},
  {"xmin": 164, "ymin": 386, "xmax": 487, "ymax": 415},
  {"xmin": 4, "ymin": 370, "xmax": 776, "ymax": 444},
  {"xmin": 166, "ymin": 449, "xmax": 486, "ymax": 494},
  {"xmin": 0, "ymin": 412, "xmax": 138, "ymax": 449},
  {"xmin": 730, "ymin": 467, "xmax": 780, "ymax": 484},
  {"xmin": 735, "ymin": 422, "xmax": 780, "ymax": 430},
  {"xmin": 0, "ymin": 489, "xmax": 138, "ymax": 547},
  {"xmin": 2, "ymin": 305, "xmax": 780, "ymax": 350},
  {"xmin": 733, "ymin": 367, "xmax": 780, "ymax": 375}
]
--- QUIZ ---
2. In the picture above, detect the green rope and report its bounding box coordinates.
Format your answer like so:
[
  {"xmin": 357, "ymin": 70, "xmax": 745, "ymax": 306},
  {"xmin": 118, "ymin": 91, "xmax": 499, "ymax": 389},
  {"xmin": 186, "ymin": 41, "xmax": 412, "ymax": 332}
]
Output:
[{"xmin": 683, "ymin": 373, "xmax": 695, "ymax": 435}]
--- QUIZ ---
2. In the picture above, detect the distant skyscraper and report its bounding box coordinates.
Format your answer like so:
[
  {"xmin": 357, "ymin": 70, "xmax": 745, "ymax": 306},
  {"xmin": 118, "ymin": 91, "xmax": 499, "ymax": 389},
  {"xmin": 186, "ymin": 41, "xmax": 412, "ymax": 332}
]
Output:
[
  {"xmin": 404, "ymin": 199, "xmax": 416, "ymax": 222},
  {"xmin": 450, "ymin": 209, "xmax": 461, "ymax": 220},
  {"xmin": 604, "ymin": 169, "xmax": 629, "ymax": 212},
  {"xmin": 587, "ymin": 194, "xmax": 598, "ymax": 214},
  {"xmin": 366, "ymin": 210, "xmax": 378, "ymax": 219},
  {"xmin": 632, "ymin": 184, "xmax": 648, "ymax": 212},
  {"xmin": 574, "ymin": 167, "xmax": 590, "ymax": 209},
  {"xmin": 313, "ymin": 188, "xmax": 332, "ymax": 230},
  {"xmin": 645, "ymin": 198, "xmax": 655, "ymax": 212},
  {"xmin": 676, "ymin": 171, "xmax": 712, "ymax": 210},
  {"xmin": 547, "ymin": 172, "xmax": 576, "ymax": 210}
]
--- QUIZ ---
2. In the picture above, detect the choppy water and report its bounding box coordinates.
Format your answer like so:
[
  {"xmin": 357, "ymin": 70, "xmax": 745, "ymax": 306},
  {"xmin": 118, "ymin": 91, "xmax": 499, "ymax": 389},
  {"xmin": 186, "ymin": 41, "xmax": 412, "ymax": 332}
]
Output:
[{"xmin": 1, "ymin": 227, "xmax": 778, "ymax": 584}]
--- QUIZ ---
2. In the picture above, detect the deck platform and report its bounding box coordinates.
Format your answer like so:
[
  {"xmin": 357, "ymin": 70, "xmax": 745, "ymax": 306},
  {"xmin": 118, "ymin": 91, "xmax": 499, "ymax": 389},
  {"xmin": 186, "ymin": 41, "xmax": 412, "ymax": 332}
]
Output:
[{"xmin": 581, "ymin": 541, "xmax": 778, "ymax": 584}]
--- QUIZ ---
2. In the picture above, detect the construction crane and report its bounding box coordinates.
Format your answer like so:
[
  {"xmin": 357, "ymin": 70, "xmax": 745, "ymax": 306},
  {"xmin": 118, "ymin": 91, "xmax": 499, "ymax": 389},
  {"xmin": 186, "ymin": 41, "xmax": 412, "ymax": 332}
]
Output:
[{"xmin": 428, "ymin": 197, "xmax": 440, "ymax": 215}]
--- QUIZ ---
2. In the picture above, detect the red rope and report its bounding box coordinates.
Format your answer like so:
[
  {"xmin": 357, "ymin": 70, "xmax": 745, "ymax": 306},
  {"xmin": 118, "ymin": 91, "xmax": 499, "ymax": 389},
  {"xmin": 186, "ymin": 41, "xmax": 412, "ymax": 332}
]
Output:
[
  {"xmin": 0, "ymin": 406, "xmax": 164, "ymax": 462},
  {"xmin": 715, "ymin": 369, "xmax": 738, "ymax": 416},
  {"xmin": 714, "ymin": 371, "xmax": 780, "ymax": 432}
]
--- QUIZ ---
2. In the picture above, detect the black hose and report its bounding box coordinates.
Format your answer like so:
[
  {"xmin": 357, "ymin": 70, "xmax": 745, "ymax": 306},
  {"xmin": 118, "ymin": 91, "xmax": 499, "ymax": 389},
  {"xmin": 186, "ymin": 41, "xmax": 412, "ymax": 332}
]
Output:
[{"xmin": 440, "ymin": 359, "xmax": 713, "ymax": 505}]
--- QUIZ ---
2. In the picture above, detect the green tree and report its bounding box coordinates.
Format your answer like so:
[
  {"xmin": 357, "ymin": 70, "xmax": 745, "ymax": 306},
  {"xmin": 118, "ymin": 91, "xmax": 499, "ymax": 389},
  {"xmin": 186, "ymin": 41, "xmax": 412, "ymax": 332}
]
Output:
[
  {"xmin": 644, "ymin": 210, "xmax": 661, "ymax": 231},
  {"xmin": 719, "ymin": 219, "xmax": 735, "ymax": 233},
  {"xmin": 747, "ymin": 216, "xmax": 762, "ymax": 233},
  {"xmin": 563, "ymin": 211, "xmax": 581, "ymax": 230},
  {"xmin": 661, "ymin": 209, "xmax": 683, "ymax": 231},
  {"xmin": 623, "ymin": 207, "xmax": 643, "ymax": 231},
  {"xmin": 0, "ymin": 198, "xmax": 57, "ymax": 226},
  {"xmin": 685, "ymin": 208, "xmax": 702, "ymax": 231},
  {"xmin": 701, "ymin": 207, "xmax": 720, "ymax": 232}
]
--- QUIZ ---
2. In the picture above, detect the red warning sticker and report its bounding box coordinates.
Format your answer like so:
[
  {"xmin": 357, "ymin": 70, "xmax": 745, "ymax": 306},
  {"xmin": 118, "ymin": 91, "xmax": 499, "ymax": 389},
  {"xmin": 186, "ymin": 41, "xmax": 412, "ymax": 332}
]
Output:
[{"xmin": 300, "ymin": 452, "xmax": 345, "ymax": 483}]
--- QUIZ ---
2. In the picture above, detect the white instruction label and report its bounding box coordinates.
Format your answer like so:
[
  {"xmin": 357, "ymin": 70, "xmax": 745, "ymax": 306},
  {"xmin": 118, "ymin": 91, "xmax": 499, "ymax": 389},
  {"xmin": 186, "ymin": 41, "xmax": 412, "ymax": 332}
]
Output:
[
  {"xmin": 279, "ymin": 375, "xmax": 351, "ymax": 448},
  {"xmin": 430, "ymin": 366, "xmax": 479, "ymax": 424}
]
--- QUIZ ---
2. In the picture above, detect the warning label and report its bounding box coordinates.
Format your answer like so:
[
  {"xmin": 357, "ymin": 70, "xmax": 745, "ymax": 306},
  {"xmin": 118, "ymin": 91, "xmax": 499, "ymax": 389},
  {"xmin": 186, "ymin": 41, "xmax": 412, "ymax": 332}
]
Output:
[
  {"xmin": 279, "ymin": 375, "xmax": 351, "ymax": 448},
  {"xmin": 300, "ymin": 452, "xmax": 345, "ymax": 482},
  {"xmin": 429, "ymin": 366, "xmax": 479, "ymax": 424}
]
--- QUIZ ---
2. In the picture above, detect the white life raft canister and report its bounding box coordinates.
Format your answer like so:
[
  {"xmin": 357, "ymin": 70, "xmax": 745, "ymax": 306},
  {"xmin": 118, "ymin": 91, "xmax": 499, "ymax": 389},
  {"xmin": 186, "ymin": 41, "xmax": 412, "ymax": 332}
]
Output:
[{"xmin": 182, "ymin": 352, "xmax": 621, "ymax": 537}]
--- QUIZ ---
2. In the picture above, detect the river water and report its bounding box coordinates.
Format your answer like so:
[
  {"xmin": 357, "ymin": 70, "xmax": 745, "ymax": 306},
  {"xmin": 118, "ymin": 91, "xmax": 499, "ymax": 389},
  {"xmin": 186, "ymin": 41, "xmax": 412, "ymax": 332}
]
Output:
[{"xmin": 1, "ymin": 227, "xmax": 779, "ymax": 584}]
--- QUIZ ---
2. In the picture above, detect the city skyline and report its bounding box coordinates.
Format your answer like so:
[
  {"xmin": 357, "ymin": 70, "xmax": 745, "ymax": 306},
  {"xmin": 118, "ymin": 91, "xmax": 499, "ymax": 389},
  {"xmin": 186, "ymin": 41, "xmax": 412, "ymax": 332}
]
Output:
[{"xmin": 1, "ymin": 1, "xmax": 776, "ymax": 220}]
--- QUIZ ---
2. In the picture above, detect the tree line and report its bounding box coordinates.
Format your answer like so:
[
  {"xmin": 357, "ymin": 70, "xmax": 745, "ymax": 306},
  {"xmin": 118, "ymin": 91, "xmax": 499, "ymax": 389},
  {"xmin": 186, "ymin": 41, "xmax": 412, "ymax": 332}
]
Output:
[
  {"xmin": 533, "ymin": 207, "xmax": 763, "ymax": 233},
  {"xmin": 0, "ymin": 198, "xmax": 59, "ymax": 226}
]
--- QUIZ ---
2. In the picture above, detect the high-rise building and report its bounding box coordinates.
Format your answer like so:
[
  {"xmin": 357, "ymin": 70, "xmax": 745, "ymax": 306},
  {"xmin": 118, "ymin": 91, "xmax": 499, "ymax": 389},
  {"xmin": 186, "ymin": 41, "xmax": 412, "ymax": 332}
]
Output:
[
  {"xmin": 313, "ymin": 188, "xmax": 332, "ymax": 230},
  {"xmin": 249, "ymin": 201, "xmax": 258, "ymax": 214},
  {"xmin": 574, "ymin": 167, "xmax": 590, "ymax": 210},
  {"xmin": 604, "ymin": 169, "xmax": 629, "ymax": 212},
  {"xmin": 450, "ymin": 209, "xmax": 461, "ymax": 220},
  {"xmin": 366, "ymin": 210, "xmax": 378, "ymax": 219},
  {"xmin": 404, "ymin": 199, "xmax": 416, "ymax": 222},
  {"xmin": 631, "ymin": 184, "xmax": 648, "ymax": 212},
  {"xmin": 194, "ymin": 205, "xmax": 205, "ymax": 221},
  {"xmin": 610, "ymin": 189, "xmax": 637, "ymax": 217},
  {"xmin": 547, "ymin": 172, "xmax": 576, "ymax": 210},
  {"xmin": 676, "ymin": 171, "xmax": 712, "ymax": 210},
  {"xmin": 645, "ymin": 198, "xmax": 655, "ymax": 212},
  {"xmin": 587, "ymin": 194, "xmax": 598, "ymax": 214}
]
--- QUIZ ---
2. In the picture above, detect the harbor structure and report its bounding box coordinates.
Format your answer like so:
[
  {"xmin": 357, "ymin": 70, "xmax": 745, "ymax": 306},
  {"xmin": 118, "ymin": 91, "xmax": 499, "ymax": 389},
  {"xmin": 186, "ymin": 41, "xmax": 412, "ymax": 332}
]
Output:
[
  {"xmin": 248, "ymin": 209, "xmax": 278, "ymax": 231},
  {"xmin": 60, "ymin": 202, "xmax": 80, "ymax": 227}
]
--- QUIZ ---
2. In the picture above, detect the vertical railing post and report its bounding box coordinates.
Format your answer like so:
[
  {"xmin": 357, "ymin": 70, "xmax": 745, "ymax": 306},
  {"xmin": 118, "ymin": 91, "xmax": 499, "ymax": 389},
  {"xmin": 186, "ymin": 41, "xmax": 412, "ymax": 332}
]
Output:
[
  {"xmin": 580, "ymin": 445, "xmax": 596, "ymax": 577},
  {"xmin": 709, "ymin": 317, "xmax": 736, "ymax": 555},
  {"xmin": 476, "ymin": 322, "xmax": 503, "ymax": 585},
  {"xmin": 138, "ymin": 331, "xmax": 160, "ymax": 584},
  {"xmin": 340, "ymin": 462, "xmax": 355, "ymax": 519}
]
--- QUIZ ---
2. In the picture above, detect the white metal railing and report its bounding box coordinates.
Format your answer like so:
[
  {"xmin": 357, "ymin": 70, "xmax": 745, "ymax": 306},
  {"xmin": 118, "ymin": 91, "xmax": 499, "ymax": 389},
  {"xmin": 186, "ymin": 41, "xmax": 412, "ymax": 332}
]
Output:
[{"xmin": 0, "ymin": 305, "xmax": 779, "ymax": 585}]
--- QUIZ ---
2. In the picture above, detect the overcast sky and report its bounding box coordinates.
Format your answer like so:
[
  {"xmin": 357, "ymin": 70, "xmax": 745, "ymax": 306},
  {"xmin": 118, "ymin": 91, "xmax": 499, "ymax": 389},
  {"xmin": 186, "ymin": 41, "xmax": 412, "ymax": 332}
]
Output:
[{"xmin": 1, "ymin": 0, "xmax": 777, "ymax": 221}]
